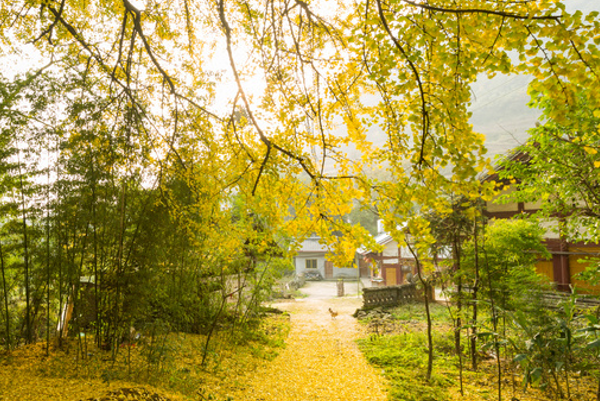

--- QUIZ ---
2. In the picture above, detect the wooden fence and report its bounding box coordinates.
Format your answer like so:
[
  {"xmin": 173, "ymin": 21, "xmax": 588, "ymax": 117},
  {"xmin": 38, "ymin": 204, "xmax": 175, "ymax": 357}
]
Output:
[
  {"xmin": 442, "ymin": 286, "xmax": 600, "ymax": 310},
  {"xmin": 361, "ymin": 284, "xmax": 600, "ymax": 310},
  {"xmin": 540, "ymin": 291, "xmax": 600, "ymax": 309},
  {"xmin": 362, "ymin": 284, "xmax": 421, "ymax": 308}
]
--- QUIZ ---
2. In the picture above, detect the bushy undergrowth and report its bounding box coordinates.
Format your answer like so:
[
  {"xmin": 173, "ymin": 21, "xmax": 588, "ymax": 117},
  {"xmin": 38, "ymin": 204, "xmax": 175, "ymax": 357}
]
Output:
[
  {"xmin": 12, "ymin": 314, "xmax": 290, "ymax": 400},
  {"xmin": 357, "ymin": 301, "xmax": 600, "ymax": 401}
]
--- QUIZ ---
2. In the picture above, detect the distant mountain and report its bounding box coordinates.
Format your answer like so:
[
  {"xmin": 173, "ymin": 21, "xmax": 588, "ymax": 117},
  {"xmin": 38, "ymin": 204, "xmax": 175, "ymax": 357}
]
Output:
[
  {"xmin": 469, "ymin": 74, "xmax": 540, "ymax": 160},
  {"xmin": 471, "ymin": 0, "xmax": 598, "ymax": 160}
]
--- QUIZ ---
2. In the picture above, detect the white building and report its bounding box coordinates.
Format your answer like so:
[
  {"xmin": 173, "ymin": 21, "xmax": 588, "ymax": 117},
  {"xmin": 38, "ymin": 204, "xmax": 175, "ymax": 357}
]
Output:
[{"xmin": 294, "ymin": 237, "xmax": 360, "ymax": 280}]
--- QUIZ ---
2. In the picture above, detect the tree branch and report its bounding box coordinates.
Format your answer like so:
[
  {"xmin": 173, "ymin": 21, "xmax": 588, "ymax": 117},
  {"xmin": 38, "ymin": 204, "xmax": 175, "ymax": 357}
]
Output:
[
  {"xmin": 376, "ymin": 0, "xmax": 429, "ymax": 165},
  {"xmin": 252, "ymin": 145, "xmax": 271, "ymax": 196},
  {"xmin": 217, "ymin": 0, "xmax": 317, "ymax": 182},
  {"xmin": 32, "ymin": 0, "xmax": 66, "ymax": 44},
  {"xmin": 400, "ymin": 0, "xmax": 561, "ymax": 21}
]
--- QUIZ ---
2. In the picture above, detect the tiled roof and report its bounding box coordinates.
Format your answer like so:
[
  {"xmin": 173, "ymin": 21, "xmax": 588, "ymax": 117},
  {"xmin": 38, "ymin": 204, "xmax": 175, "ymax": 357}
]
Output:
[
  {"xmin": 374, "ymin": 232, "xmax": 394, "ymax": 245},
  {"xmin": 357, "ymin": 230, "xmax": 398, "ymax": 255},
  {"xmin": 297, "ymin": 237, "xmax": 328, "ymax": 253}
]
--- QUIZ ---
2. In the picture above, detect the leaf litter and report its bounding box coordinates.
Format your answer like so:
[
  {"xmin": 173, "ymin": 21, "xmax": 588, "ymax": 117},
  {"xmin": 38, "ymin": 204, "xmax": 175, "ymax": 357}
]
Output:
[
  {"xmin": 225, "ymin": 297, "xmax": 388, "ymax": 401},
  {"xmin": 0, "ymin": 297, "xmax": 388, "ymax": 401}
]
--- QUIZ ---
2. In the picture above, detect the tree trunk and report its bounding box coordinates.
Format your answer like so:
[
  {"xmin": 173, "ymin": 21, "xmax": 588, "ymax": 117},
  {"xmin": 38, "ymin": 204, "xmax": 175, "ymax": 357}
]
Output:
[
  {"xmin": 452, "ymin": 238, "xmax": 464, "ymax": 396},
  {"xmin": 201, "ymin": 292, "xmax": 229, "ymax": 367},
  {"xmin": 405, "ymin": 239, "xmax": 433, "ymax": 381},
  {"xmin": 46, "ymin": 154, "xmax": 51, "ymax": 355},
  {"xmin": 17, "ymin": 151, "xmax": 32, "ymax": 344},
  {"xmin": 482, "ymin": 248, "xmax": 502, "ymax": 401},
  {"xmin": 471, "ymin": 217, "xmax": 479, "ymax": 371},
  {"xmin": 57, "ymin": 215, "xmax": 64, "ymax": 346},
  {"xmin": 91, "ymin": 157, "xmax": 100, "ymax": 347},
  {"xmin": 112, "ymin": 180, "xmax": 127, "ymax": 359},
  {"xmin": 0, "ymin": 242, "xmax": 10, "ymax": 351}
]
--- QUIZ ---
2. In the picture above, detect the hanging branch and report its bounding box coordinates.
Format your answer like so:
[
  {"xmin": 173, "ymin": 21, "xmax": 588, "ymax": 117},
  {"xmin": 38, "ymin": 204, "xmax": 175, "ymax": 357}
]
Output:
[
  {"xmin": 399, "ymin": 0, "xmax": 561, "ymax": 21},
  {"xmin": 43, "ymin": 2, "xmax": 220, "ymax": 121},
  {"xmin": 375, "ymin": 0, "xmax": 430, "ymax": 166},
  {"xmin": 525, "ymin": 25, "xmax": 570, "ymax": 104},
  {"xmin": 31, "ymin": 0, "xmax": 67, "ymax": 44},
  {"xmin": 217, "ymin": 0, "xmax": 318, "ymax": 183}
]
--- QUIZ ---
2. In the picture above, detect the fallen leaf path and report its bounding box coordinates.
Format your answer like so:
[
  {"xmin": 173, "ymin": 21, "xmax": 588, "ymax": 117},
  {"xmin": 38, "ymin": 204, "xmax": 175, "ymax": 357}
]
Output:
[{"xmin": 226, "ymin": 297, "xmax": 388, "ymax": 401}]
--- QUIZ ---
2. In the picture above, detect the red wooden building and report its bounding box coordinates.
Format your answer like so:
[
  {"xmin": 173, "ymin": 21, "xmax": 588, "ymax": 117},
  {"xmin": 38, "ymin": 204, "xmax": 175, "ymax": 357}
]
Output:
[{"xmin": 484, "ymin": 152, "xmax": 600, "ymax": 293}]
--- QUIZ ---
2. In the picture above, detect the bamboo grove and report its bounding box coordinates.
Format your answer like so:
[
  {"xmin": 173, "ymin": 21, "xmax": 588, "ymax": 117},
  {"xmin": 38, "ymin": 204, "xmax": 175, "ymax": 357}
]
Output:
[
  {"xmin": 0, "ymin": 0, "xmax": 599, "ymax": 363},
  {"xmin": 0, "ymin": 69, "xmax": 294, "ymax": 353}
]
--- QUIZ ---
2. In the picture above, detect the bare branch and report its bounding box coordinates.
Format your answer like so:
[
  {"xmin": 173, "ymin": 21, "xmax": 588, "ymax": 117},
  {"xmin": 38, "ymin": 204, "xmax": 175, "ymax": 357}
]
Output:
[{"xmin": 32, "ymin": 0, "xmax": 66, "ymax": 44}]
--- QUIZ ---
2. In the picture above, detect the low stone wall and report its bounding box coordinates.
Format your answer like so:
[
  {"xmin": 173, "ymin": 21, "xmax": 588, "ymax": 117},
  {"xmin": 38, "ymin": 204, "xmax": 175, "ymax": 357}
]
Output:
[
  {"xmin": 362, "ymin": 283, "xmax": 421, "ymax": 308},
  {"xmin": 272, "ymin": 275, "xmax": 306, "ymax": 299}
]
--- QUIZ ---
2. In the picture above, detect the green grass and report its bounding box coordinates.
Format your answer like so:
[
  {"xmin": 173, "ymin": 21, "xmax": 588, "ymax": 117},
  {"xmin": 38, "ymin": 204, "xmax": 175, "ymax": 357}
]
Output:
[
  {"xmin": 358, "ymin": 332, "xmax": 460, "ymax": 401},
  {"xmin": 357, "ymin": 303, "xmax": 491, "ymax": 401},
  {"xmin": 356, "ymin": 300, "xmax": 600, "ymax": 401},
  {"xmin": 389, "ymin": 302, "xmax": 454, "ymax": 325}
]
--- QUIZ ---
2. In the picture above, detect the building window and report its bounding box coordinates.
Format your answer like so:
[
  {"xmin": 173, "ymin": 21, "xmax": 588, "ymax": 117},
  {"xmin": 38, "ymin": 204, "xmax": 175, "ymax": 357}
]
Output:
[{"xmin": 306, "ymin": 259, "xmax": 317, "ymax": 269}]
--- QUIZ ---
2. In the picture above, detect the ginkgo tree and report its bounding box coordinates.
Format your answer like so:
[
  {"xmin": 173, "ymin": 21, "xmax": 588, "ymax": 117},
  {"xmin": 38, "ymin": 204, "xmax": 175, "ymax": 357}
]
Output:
[
  {"xmin": 341, "ymin": 0, "xmax": 600, "ymax": 380},
  {"xmin": 0, "ymin": 0, "xmax": 599, "ymax": 377}
]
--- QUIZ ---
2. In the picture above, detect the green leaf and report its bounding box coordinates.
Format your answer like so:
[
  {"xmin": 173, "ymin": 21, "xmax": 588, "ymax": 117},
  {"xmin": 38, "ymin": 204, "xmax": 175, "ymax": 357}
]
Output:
[
  {"xmin": 530, "ymin": 367, "xmax": 543, "ymax": 383},
  {"xmin": 513, "ymin": 354, "xmax": 528, "ymax": 363}
]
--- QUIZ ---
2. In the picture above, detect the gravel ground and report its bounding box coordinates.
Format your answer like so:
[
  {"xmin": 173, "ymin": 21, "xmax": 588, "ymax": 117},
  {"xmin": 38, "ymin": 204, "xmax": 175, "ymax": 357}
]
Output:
[{"xmin": 296, "ymin": 279, "xmax": 371, "ymax": 300}]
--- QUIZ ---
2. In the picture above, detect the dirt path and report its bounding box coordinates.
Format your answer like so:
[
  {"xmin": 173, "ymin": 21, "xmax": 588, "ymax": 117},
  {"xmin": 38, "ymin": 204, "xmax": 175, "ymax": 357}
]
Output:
[{"xmin": 227, "ymin": 284, "xmax": 388, "ymax": 401}]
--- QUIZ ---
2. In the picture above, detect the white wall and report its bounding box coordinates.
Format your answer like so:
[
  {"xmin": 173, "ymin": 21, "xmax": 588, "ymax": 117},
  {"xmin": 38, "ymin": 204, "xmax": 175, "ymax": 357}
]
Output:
[
  {"xmin": 295, "ymin": 253, "xmax": 326, "ymax": 277},
  {"xmin": 295, "ymin": 253, "xmax": 360, "ymax": 279},
  {"xmin": 382, "ymin": 241, "xmax": 399, "ymax": 263},
  {"xmin": 333, "ymin": 266, "xmax": 359, "ymax": 279}
]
